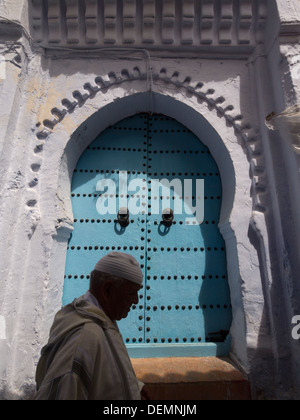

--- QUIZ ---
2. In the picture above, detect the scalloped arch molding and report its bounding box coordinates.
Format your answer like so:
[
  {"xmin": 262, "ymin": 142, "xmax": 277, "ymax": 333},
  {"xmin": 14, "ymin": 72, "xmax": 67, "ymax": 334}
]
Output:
[{"xmin": 33, "ymin": 65, "xmax": 266, "ymax": 220}]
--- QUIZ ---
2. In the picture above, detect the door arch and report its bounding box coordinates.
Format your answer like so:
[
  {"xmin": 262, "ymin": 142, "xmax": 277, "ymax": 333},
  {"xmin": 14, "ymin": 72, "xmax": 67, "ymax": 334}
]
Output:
[{"xmin": 63, "ymin": 112, "xmax": 232, "ymax": 357}]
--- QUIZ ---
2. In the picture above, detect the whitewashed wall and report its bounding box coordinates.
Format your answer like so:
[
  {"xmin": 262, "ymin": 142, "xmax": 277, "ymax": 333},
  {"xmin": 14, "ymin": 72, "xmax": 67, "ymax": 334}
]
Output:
[{"xmin": 0, "ymin": 0, "xmax": 300, "ymax": 400}]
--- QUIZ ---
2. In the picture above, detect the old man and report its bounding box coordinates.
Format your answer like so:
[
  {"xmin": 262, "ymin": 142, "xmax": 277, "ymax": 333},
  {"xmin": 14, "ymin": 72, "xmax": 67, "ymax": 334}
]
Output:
[{"xmin": 34, "ymin": 252, "xmax": 150, "ymax": 400}]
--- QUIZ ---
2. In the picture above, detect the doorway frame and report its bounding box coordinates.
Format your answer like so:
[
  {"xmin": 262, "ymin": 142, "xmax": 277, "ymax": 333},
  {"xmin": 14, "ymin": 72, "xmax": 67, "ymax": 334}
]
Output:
[
  {"xmin": 38, "ymin": 88, "xmax": 265, "ymax": 373},
  {"xmin": 62, "ymin": 109, "xmax": 234, "ymax": 358}
]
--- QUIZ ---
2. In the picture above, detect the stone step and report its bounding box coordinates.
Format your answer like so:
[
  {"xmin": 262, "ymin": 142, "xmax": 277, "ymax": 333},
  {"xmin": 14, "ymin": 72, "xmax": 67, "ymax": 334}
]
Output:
[{"xmin": 132, "ymin": 357, "xmax": 251, "ymax": 400}]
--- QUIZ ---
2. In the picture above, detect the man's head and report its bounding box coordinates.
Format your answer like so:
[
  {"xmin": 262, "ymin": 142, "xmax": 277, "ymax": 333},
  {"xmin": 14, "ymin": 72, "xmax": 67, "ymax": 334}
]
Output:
[{"xmin": 89, "ymin": 252, "xmax": 143, "ymax": 321}]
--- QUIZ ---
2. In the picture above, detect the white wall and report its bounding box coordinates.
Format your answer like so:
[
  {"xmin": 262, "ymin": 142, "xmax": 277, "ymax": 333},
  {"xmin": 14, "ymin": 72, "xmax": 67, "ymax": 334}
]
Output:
[{"xmin": 0, "ymin": 0, "xmax": 300, "ymax": 400}]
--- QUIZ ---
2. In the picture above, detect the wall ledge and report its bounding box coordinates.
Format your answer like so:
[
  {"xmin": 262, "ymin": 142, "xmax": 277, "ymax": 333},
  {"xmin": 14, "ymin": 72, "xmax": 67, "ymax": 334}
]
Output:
[{"xmin": 132, "ymin": 357, "xmax": 251, "ymax": 400}]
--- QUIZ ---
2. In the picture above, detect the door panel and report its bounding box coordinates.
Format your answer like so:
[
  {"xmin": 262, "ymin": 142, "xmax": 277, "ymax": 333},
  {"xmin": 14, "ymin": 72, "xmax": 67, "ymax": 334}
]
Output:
[{"xmin": 63, "ymin": 113, "xmax": 232, "ymax": 355}]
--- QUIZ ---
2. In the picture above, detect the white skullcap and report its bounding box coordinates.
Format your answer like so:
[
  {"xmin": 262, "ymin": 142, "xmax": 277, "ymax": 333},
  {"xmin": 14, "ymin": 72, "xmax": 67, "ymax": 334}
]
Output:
[{"xmin": 94, "ymin": 252, "xmax": 143, "ymax": 285}]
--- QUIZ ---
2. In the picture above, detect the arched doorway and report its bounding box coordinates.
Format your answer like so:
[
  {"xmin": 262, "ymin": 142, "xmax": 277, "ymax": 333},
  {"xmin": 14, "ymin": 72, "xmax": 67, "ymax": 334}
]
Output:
[{"xmin": 63, "ymin": 112, "xmax": 232, "ymax": 357}]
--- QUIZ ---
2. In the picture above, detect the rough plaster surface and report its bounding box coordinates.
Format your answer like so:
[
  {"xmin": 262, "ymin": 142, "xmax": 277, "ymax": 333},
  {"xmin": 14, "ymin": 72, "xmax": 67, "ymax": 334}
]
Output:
[{"xmin": 0, "ymin": 0, "xmax": 300, "ymax": 400}]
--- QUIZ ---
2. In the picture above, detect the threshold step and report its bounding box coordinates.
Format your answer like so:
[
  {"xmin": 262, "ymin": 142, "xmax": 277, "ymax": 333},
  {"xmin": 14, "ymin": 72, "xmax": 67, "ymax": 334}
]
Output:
[{"xmin": 131, "ymin": 357, "xmax": 251, "ymax": 400}]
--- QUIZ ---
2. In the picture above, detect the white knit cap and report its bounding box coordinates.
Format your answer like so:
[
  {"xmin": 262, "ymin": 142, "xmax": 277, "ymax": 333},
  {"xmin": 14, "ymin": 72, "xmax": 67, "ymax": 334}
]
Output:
[{"xmin": 94, "ymin": 252, "xmax": 143, "ymax": 285}]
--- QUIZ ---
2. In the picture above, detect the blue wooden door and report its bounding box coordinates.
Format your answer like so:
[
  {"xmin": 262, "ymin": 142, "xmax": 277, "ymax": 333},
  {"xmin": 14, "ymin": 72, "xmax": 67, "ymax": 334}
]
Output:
[{"xmin": 63, "ymin": 113, "xmax": 232, "ymax": 356}]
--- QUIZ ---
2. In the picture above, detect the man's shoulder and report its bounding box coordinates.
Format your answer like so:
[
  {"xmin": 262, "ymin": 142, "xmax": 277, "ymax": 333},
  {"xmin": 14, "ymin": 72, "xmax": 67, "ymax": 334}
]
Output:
[
  {"xmin": 81, "ymin": 320, "xmax": 105, "ymax": 338},
  {"xmin": 74, "ymin": 321, "xmax": 109, "ymax": 355}
]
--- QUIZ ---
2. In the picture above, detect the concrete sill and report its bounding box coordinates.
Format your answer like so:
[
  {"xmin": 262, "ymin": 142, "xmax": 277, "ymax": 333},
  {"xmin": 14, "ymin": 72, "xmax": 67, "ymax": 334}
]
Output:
[{"xmin": 131, "ymin": 357, "xmax": 251, "ymax": 400}]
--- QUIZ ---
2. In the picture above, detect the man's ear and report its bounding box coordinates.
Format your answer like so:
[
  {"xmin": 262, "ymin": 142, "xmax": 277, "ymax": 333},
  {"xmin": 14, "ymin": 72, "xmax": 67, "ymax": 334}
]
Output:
[{"xmin": 102, "ymin": 280, "xmax": 114, "ymax": 301}]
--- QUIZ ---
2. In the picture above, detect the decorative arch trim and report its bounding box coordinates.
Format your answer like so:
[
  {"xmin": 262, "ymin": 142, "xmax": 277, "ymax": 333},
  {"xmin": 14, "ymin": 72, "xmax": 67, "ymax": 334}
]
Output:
[
  {"xmin": 33, "ymin": 66, "xmax": 267, "ymax": 224},
  {"xmin": 36, "ymin": 84, "xmax": 258, "ymax": 367}
]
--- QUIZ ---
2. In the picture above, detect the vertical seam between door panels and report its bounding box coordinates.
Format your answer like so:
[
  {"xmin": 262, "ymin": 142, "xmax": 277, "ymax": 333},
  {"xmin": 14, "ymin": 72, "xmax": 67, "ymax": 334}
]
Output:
[{"xmin": 144, "ymin": 112, "xmax": 151, "ymax": 343}]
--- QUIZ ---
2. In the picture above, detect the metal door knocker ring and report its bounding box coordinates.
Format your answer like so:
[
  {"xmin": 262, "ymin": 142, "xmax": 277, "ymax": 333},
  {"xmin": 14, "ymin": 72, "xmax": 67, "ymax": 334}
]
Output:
[
  {"xmin": 117, "ymin": 207, "xmax": 130, "ymax": 228},
  {"xmin": 161, "ymin": 208, "xmax": 174, "ymax": 227}
]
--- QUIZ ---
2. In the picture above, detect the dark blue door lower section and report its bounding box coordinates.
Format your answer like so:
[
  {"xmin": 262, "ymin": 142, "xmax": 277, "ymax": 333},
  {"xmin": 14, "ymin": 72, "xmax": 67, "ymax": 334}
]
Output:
[{"xmin": 63, "ymin": 113, "xmax": 232, "ymax": 357}]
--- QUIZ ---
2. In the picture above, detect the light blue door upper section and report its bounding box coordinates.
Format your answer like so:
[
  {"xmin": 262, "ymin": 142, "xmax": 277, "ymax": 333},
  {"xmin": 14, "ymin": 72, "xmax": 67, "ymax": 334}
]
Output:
[{"xmin": 63, "ymin": 113, "xmax": 232, "ymax": 357}]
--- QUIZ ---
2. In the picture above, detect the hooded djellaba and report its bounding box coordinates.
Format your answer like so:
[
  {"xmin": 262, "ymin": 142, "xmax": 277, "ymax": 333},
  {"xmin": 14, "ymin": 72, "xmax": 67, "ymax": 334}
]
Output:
[{"xmin": 33, "ymin": 252, "xmax": 150, "ymax": 400}]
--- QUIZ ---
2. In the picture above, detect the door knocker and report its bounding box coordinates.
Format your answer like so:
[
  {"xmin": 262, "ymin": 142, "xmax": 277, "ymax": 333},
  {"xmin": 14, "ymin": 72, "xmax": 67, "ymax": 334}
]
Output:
[
  {"xmin": 117, "ymin": 207, "xmax": 130, "ymax": 228},
  {"xmin": 161, "ymin": 208, "xmax": 174, "ymax": 227}
]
